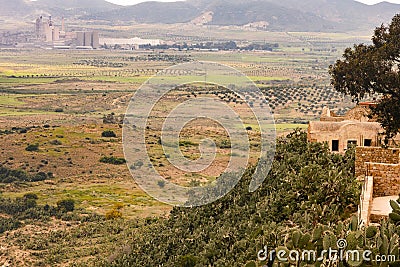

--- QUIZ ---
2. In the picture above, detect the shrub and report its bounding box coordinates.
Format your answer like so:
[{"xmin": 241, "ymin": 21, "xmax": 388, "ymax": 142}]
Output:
[
  {"xmin": 157, "ymin": 180, "xmax": 165, "ymax": 188},
  {"xmin": 105, "ymin": 209, "xmax": 122, "ymax": 220},
  {"xmin": 25, "ymin": 199, "xmax": 38, "ymax": 210},
  {"xmin": 54, "ymin": 108, "xmax": 64, "ymax": 113},
  {"xmin": 49, "ymin": 139, "xmax": 62, "ymax": 145},
  {"xmin": 113, "ymin": 203, "xmax": 124, "ymax": 210},
  {"xmin": 102, "ymin": 130, "xmax": 117, "ymax": 138},
  {"xmin": 0, "ymin": 166, "xmax": 29, "ymax": 183},
  {"xmin": 31, "ymin": 172, "xmax": 48, "ymax": 182},
  {"xmin": 23, "ymin": 193, "xmax": 38, "ymax": 200},
  {"xmin": 0, "ymin": 166, "xmax": 49, "ymax": 184},
  {"xmin": 57, "ymin": 199, "xmax": 75, "ymax": 212},
  {"xmin": 100, "ymin": 156, "xmax": 126, "ymax": 165},
  {"xmin": 177, "ymin": 254, "xmax": 197, "ymax": 267},
  {"xmin": 3, "ymin": 176, "xmax": 17, "ymax": 183},
  {"xmin": 25, "ymin": 143, "xmax": 39, "ymax": 152},
  {"xmin": 130, "ymin": 161, "xmax": 144, "ymax": 170},
  {"xmin": 0, "ymin": 218, "xmax": 21, "ymax": 234},
  {"xmin": 218, "ymin": 139, "xmax": 231, "ymax": 149}
]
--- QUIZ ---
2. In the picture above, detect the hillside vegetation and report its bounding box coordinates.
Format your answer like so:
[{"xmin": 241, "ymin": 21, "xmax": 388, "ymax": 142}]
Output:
[
  {"xmin": 2, "ymin": 131, "xmax": 399, "ymax": 266},
  {"xmin": 105, "ymin": 131, "xmax": 362, "ymax": 266}
]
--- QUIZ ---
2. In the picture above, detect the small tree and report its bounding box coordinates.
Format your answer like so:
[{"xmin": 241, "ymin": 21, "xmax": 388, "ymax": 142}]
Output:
[
  {"xmin": 57, "ymin": 199, "xmax": 75, "ymax": 212},
  {"xmin": 329, "ymin": 14, "xmax": 400, "ymax": 140},
  {"xmin": 102, "ymin": 130, "xmax": 117, "ymax": 138},
  {"xmin": 25, "ymin": 143, "xmax": 39, "ymax": 152}
]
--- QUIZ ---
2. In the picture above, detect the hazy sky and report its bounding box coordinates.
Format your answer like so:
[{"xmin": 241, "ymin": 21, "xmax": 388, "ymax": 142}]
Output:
[{"xmin": 104, "ymin": 0, "xmax": 400, "ymax": 5}]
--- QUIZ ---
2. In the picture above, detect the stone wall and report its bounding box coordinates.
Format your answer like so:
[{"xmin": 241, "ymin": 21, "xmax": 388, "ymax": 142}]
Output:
[
  {"xmin": 369, "ymin": 164, "xmax": 400, "ymax": 197},
  {"xmin": 355, "ymin": 147, "xmax": 400, "ymax": 177},
  {"xmin": 355, "ymin": 147, "xmax": 400, "ymax": 197}
]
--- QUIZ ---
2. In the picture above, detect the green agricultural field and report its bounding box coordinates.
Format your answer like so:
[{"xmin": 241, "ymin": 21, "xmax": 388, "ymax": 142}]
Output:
[{"xmin": 0, "ymin": 94, "xmax": 27, "ymax": 106}]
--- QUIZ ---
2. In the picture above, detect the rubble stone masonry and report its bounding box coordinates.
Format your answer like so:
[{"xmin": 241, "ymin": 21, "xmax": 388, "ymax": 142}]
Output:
[{"xmin": 356, "ymin": 147, "xmax": 400, "ymax": 197}]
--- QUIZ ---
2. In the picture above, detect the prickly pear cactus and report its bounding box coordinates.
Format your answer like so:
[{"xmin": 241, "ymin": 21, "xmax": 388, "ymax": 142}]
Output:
[
  {"xmin": 263, "ymin": 214, "xmax": 400, "ymax": 267},
  {"xmin": 389, "ymin": 200, "xmax": 400, "ymax": 225}
]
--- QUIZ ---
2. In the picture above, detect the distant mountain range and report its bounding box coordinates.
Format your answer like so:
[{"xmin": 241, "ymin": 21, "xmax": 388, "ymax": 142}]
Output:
[
  {"xmin": 0, "ymin": 0, "xmax": 118, "ymax": 17},
  {"xmin": 1, "ymin": 0, "xmax": 400, "ymax": 32}
]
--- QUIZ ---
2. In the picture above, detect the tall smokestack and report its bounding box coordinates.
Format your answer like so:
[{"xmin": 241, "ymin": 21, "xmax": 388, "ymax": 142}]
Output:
[{"xmin": 62, "ymin": 17, "xmax": 65, "ymax": 32}]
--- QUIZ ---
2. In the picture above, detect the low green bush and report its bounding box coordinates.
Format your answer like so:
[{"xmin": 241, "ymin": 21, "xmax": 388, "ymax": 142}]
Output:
[
  {"xmin": 99, "ymin": 156, "xmax": 126, "ymax": 165},
  {"xmin": 101, "ymin": 130, "xmax": 117, "ymax": 138},
  {"xmin": 57, "ymin": 199, "xmax": 75, "ymax": 212},
  {"xmin": 25, "ymin": 143, "xmax": 39, "ymax": 151}
]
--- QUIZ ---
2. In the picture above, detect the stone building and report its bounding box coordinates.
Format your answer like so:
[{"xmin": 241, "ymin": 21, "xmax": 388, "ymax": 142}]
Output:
[{"xmin": 308, "ymin": 103, "xmax": 387, "ymax": 153}]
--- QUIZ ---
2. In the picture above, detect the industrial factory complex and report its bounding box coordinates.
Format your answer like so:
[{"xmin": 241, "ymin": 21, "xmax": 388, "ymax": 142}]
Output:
[
  {"xmin": 34, "ymin": 16, "xmax": 99, "ymax": 49},
  {"xmin": 0, "ymin": 15, "xmax": 163, "ymax": 50}
]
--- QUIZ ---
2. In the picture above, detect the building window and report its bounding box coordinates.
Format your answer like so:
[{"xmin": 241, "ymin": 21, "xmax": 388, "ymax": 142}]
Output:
[
  {"xmin": 364, "ymin": 139, "xmax": 372, "ymax": 147},
  {"xmin": 332, "ymin": 140, "xmax": 339, "ymax": 151},
  {"xmin": 347, "ymin": 140, "xmax": 357, "ymax": 149}
]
